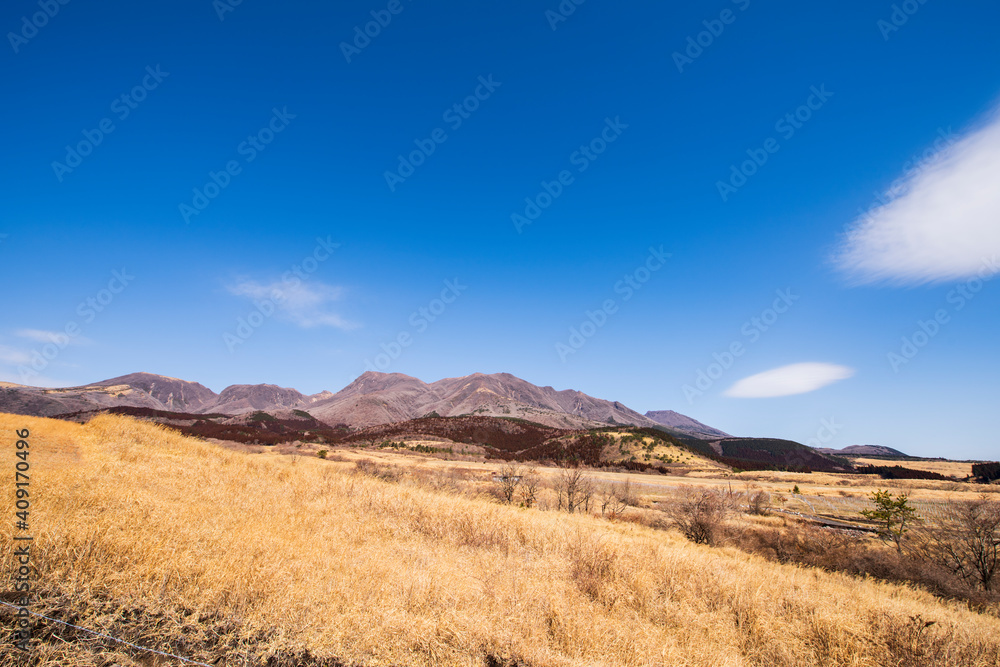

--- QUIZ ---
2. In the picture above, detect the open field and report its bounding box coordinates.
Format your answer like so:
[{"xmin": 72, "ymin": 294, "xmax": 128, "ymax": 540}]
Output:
[
  {"xmin": 2, "ymin": 412, "xmax": 999, "ymax": 666},
  {"xmin": 850, "ymin": 457, "xmax": 978, "ymax": 478}
]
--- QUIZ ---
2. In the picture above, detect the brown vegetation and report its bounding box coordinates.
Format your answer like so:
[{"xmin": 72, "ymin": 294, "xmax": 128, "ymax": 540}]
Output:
[{"xmin": 3, "ymin": 413, "xmax": 1000, "ymax": 666}]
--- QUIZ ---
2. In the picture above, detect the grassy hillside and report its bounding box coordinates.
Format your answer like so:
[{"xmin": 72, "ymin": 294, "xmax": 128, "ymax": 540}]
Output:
[{"xmin": 2, "ymin": 413, "xmax": 999, "ymax": 666}]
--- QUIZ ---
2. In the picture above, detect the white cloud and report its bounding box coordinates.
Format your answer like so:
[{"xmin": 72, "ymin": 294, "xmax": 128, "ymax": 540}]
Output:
[
  {"xmin": 724, "ymin": 362, "xmax": 855, "ymax": 398},
  {"xmin": 834, "ymin": 104, "xmax": 1000, "ymax": 285},
  {"xmin": 227, "ymin": 279, "xmax": 358, "ymax": 330},
  {"xmin": 0, "ymin": 345, "xmax": 33, "ymax": 366},
  {"xmin": 15, "ymin": 329, "xmax": 92, "ymax": 345}
]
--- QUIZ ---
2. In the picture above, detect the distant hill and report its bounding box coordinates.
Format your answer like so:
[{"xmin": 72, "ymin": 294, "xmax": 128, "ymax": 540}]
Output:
[
  {"xmin": 644, "ymin": 410, "xmax": 731, "ymax": 439},
  {"xmin": 699, "ymin": 437, "xmax": 854, "ymax": 473},
  {"xmin": 815, "ymin": 444, "xmax": 910, "ymax": 458}
]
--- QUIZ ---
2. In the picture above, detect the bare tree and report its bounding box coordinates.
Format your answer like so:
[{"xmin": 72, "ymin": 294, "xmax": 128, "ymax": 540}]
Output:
[
  {"xmin": 518, "ymin": 465, "xmax": 540, "ymax": 508},
  {"xmin": 601, "ymin": 479, "xmax": 636, "ymax": 520},
  {"xmin": 926, "ymin": 496, "xmax": 1000, "ymax": 592},
  {"xmin": 493, "ymin": 462, "xmax": 523, "ymax": 504},
  {"xmin": 666, "ymin": 487, "xmax": 730, "ymax": 546},
  {"xmin": 556, "ymin": 467, "xmax": 592, "ymax": 514}
]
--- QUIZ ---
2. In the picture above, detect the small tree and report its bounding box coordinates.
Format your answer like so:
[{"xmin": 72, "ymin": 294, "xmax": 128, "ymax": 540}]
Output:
[
  {"xmin": 317, "ymin": 449, "xmax": 328, "ymax": 459},
  {"xmin": 556, "ymin": 467, "xmax": 592, "ymax": 514},
  {"xmin": 861, "ymin": 489, "xmax": 920, "ymax": 552},
  {"xmin": 928, "ymin": 496, "xmax": 1000, "ymax": 592},
  {"xmin": 667, "ymin": 487, "xmax": 730, "ymax": 546},
  {"xmin": 600, "ymin": 479, "xmax": 635, "ymax": 520},
  {"xmin": 493, "ymin": 462, "xmax": 523, "ymax": 504},
  {"xmin": 518, "ymin": 466, "xmax": 540, "ymax": 508}
]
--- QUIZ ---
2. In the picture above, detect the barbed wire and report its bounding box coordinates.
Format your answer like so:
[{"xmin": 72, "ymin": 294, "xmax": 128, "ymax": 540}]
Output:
[{"xmin": 0, "ymin": 600, "xmax": 214, "ymax": 666}]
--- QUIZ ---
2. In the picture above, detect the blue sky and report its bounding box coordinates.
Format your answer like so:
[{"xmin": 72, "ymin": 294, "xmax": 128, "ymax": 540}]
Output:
[{"xmin": 2, "ymin": 0, "xmax": 998, "ymax": 458}]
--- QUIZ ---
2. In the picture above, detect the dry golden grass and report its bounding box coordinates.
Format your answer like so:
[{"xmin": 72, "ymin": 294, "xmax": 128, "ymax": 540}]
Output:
[
  {"xmin": 2, "ymin": 412, "xmax": 1000, "ymax": 666},
  {"xmin": 851, "ymin": 457, "xmax": 976, "ymax": 478}
]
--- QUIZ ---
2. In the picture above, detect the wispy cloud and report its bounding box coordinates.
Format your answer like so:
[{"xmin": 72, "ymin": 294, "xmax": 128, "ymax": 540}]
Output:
[
  {"xmin": 0, "ymin": 345, "xmax": 33, "ymax": 366},
  {"xmin": 227, "ymin": 279, "xmax": 358, "ymax": 330},
  {"xmin": 724, "ymin": 362, "xmax": 855, "ymax": 398},
  {"xmin": 15, "ymin": 328, "xmax": 92, "ymax": 345},
  {"xmin": 834, "ymin": 105, "xmax": 1000, "ymax": 285}
]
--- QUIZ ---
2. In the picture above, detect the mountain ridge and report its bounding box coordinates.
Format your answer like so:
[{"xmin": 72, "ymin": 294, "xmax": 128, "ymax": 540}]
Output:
[{"xmin": 0, "ymin": 370, "xmax": 715, "ymax": 435}]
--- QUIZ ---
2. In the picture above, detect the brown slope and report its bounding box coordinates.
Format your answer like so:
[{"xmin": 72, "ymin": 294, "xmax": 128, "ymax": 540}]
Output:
[
  {"xmin": 0, "ymin": 376, "xmax": 180, "ymax": 417},
  {"xmin": 96, "ymin": 372, "xmax": 218, "ymax": 412},
  {"xmin": 425, "ymin": 373, "xmax": 658, "ymax": 428},
  {"xmin": 306, "ymin": 372, "xmax": 441, "ymax": 427},
  {"xmin": 307, "ymin": 371, "xmax": 659, "ymax": 430},
  {"xmin": 645, "ymin": 410, "xmax": 731, "ymax": 439},
  {"xmin": 210, "ymin": 384, "xmax": 308, "ymax": 414}
]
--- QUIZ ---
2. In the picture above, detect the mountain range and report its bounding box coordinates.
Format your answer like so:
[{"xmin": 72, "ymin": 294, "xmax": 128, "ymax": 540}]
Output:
[
  {"xmin": 2, "ymin": 371, "xmax": 872, "ymax": 472},
  {"xmin": 1, "ymin": 371, "xmax": 714, "ymax": 436}
]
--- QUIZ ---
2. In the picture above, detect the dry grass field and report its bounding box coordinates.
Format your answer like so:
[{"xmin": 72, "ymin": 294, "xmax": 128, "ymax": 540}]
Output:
[
  {"xmin": 2, "ymin": 412, "xmax": 1000, "ymax": 666},
  {"xmin": 851, "ymin": 457, "xmax": 978, "ymax": 478}
]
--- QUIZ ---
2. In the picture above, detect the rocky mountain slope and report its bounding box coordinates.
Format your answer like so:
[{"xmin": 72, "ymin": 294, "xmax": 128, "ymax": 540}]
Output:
[
  {"xmin": 305, "ymin": 372, "xmax": 662, "ymax": 429},
  {"xmin": 1, "ymin": 371, "xmax": 704, "ymax": 432},
  {"xmin": 645, "ymin": 410, "xmax": 731, "ymax": 439}
]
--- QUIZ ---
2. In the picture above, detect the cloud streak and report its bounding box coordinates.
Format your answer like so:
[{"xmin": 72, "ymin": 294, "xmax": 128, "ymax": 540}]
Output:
[
  {"xmin": 15, "ymin": 328, "xmax": 92, "ymax": 345},
  {"xmin": 834, "ymin": 105, "xmax": 1000, "ymax": 285},
  {"xmin": 227, "ymin": 279, "xmax": 358, "ymax": 330},
  {"xmin": 724, "ymin": 362, "xmax": 855, "ymax": 398}
]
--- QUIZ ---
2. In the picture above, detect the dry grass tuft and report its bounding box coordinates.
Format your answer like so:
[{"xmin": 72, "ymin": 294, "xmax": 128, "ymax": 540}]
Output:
[{"xmin": 2, "ymin": 413, "xmax": 1000, "ymax": 666}]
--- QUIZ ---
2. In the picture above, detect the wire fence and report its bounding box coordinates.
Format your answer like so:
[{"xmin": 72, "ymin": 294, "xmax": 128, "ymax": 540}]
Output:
[{"xmin": 0, "ymin": 599, "xmax": 213, "ymax": 666}]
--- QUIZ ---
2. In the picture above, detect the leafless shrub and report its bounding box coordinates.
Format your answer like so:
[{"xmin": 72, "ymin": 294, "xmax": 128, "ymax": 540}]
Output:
[
  {"xmin": 745, "ymin": 485, "xmax": 772, "ymax": 515},
  {"xmin": 924, "ymin": 496, "xmax": 1000, "ymax": 592},
  {"xmin": 749, "ymin": 491, "xmax": 772, "ymax": 515},
  {"xmin": 600, "ymin": 479, "xmax": 635, "ymax": 520},
  {"xmin": 568, "ymin": 533, "xmax": 616, "ymax": 600},
  {"xmin": 353, "ymin": 459, "xmax": 402, "ymax": 482},
  {"xmin": 517, "ymin": 466, "xmax": 540, "ymax": 508},
  {"xmin": 666, "ymin": 487, "xmax": 730, "ymax": 545}
]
